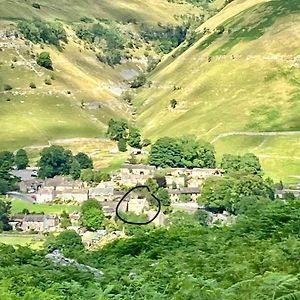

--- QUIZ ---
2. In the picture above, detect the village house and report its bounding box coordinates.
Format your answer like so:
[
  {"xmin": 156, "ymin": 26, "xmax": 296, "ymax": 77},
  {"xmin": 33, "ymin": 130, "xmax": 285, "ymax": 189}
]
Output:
[
  {"xmin": 127, "ymin": 197, "xmax": 149, "ymax": 215},
  {"xmin": 165, "ymin": 175, "xmax": 185, "ymax": 188},
  {"xmin": 35, "ymin": 176, "xmax": 88, "ymax": 203},
  {"xmin": 89, "ymin": 181, "xmax": 126, "ymax": 202},
  {"xmin": 35, "ymin": 186, "xmax": 56, "ymax": 203},
  {"xmin": 119, "ymin": 164, "xmax": 156, "ymax": 176},
  {"xmin": 10, "ymin": 214, "xmax": 60, "ymax": 232},
  {"xmin": 168, "ymin": 187, "xmax": 201, "ymax": 203}
]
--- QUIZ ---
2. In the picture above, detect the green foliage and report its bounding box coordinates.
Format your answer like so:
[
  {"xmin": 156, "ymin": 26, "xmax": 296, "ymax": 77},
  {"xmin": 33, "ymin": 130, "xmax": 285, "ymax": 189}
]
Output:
[
  {"xmin": 80, "ymin": 169, "xmax": 110, "ymax": 185},
  {"xmin": 0, "ymin": 200, "xmax": 12, "ymax": 232},
  {"xmin": 75, "ymin": 152, "xmax": 93, "ymax": 169},
  {"xmin": 14, "ymin": 149, "xmax": 29, "ymax": 170},
  {"xmin": 179, "ymin": 193, "xmax": 191, "ymax": 202},
  {"xmin": 18, "ymin": 18, "xmax": 67, "ymax": 46},
  {"xmin": 130, "ymin": 74, "xmax": 147, "ymax": 88},
  {"xmin": 0, "ymin": 151, "xmax": 17, "ymax": 194},
  {"xmin": 142, "ymin": 138, "xmax": 151, "ymax": 147},
  {"xmin": 96, "ymin": 50, "xmax": 122, "ymax": 66},
  {"xmin": 106, "ymin": 118, "xmax": 128, "ymax": 141},
  {"xmin": 128, "ymin": 127, "xmax": 141, "ymax": 149},
  {"xmin": 145, "ymin": 178, "xmax": 159, "ymax": 194},
  {"xmin": 37, "ymin": 145, "xmax": 73, "ymax": 178},
  {"xmin": 60, "ymin": 210, "xmax": 71, "ymax": 229},
  {"xmin": 221, "ymin": 153, "xmax": 262, "ymax": 175},
  {"xmin": 37, "ymin": 52, "xmax": 53, "ymax": 70},
  {"xmin": 70, "ymin": 159, "xmax": 81, "ymax": 180},
  {"xmin": 45, "ymin": 230, "xmax": 84, "ymax": 256},
  {"xmin": 149, "ymin": 136, "xmax": 216, "ymax": 168},
  {"xmin": 141, "ymin": 23, "xmax": 187, "ymax": 54},
  {"xmin": 81, "ymin": 199, "xmax": 105, "ymax": 231},
  {"xmin": 199, "ymin": 174, "xmax": 274, "ymax": 213},
  {"xmin": 156, "ymin": 188, "xmax": 170, "ymax": 206},
  {"xmin": 118, "ymin": 138, "xmax": 127, "ymax": 152}
]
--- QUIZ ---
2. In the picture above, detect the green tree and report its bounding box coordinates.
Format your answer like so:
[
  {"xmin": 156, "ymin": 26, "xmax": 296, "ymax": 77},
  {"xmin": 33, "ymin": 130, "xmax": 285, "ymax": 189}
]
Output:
[
  {"xmin": 37, "ymin": 52, "xmax": 53, "ymax": 70},
  {"xmin": 15, "ymin": 149, "xmax": 29, "ymax": 170},
  {"xmin": 70, "ymin": 159, "xmax": 81, "ymax": 180},
  {"xmin": 156, "ymin": 188, "xmax": 170, "ymax": 206},
  {"xmin": 37, "ymin": 145, "xmax": 73, "ymax": 178},
  {"xmin": 60, "ymin": 211, "xmax": 71, "ymax": 229},
  {"xmin": 199, "ymin": 174, "xmax": 274, "ymax": 213},
  {"xmin": 106, "ymin": 118, "xmax": 128, "ymax": 141},
  {"xmin": 81, "ymin": 199, "xmax": 105, "ymax": 231},
  {"xmin": 0, "ymin": 200, "xmax": 12, "ymax": 232},
  {"xmin": 145, "ymin": 178, "xmax": 159, "ymax": 194},
  {"xmin": 149, "ymin": 136, "xmax": 216, "ymax": 168},
  {"xmin": 74, "ymin": 152, "xmax": 93, "ymax": 169},
  {"xmin": 130, "ymin": 74, "xmax": 147, "ymax": 88},
  {"xmin": 128, "ymin": 127, "xmax": 141, "ymax": 149},
  {"xmin": 0, "ymin": 151, "xmax": 17, "ymax": 194},
  {"xmin": 221, "ymin": 153, "xmax": 262, "ymax": 175},
  {"xmin": 118, "ymin": 138, "xmax": 127, "ymax": 152}
]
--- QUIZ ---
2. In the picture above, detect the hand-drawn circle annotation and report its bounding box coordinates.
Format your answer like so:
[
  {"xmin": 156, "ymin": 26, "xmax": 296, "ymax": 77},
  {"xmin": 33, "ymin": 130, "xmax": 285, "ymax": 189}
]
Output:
[{"xmin": 115, "ymin": 185, "xmax": 161, "ymax": 225}]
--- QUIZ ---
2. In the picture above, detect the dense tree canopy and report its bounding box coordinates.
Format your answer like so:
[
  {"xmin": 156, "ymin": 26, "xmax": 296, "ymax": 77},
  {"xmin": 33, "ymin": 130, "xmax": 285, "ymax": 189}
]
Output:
[
  {"xmin": 36, "ymin": 52, "xmax": 53, "ymax": 70},
  {"xmin": 106, "ymin": 119, "xmax": 128, "ymax": 142},
  {"xmin": 81, "ymin": 199, "xmax": 105, "ymax": 231},
  {"xmin": 0, "ymin": 151, "xmax": 18, "ymax": 194},
  {"xmin": 15, "ymin": 149, "xmax": 29, "ymax": 170},
  {"xmin": 199, "ymin": 173, "xmax": 274, "ymax": 213},
  {"xmin": 149, "ymin": 136, "xmax": 216, "ymax": 168},
  {"xmin": 0, "ymin": 200, "xmax": 12, "ymax": 232},
  {"xmin": 74, "ymin": 152, "xmax": 93, "ymax": 169},
  {"xmin": 221, "ymin": 153, "xmax": 262, "ymax": 175},
  {"xmin": 37, "ymin": 146, "xmax": 73, "ymax": 178},
  {"xmin": 127, "ymin": 127, "xmax": 142, "ymax": 149},
  {"xmin": 18, "ymin": 18, "xmax": 67, "ymax": 46}
]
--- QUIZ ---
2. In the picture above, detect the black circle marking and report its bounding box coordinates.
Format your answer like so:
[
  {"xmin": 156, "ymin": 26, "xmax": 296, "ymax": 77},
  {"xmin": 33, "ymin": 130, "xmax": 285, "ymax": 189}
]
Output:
[{"xmin": 115, "ymin": 185, "xmax": 161, "ymax": 225}]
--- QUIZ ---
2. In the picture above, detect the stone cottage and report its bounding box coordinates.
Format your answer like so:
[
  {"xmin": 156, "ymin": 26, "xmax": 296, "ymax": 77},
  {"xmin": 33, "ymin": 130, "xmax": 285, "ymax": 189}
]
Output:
[
  {"xmin": 11, "ymin": 214, "xmax": 60, "ymax": 232},
  {"xmin": 168, "ymin": 187, "xmax": 201, "ymax": 203}
]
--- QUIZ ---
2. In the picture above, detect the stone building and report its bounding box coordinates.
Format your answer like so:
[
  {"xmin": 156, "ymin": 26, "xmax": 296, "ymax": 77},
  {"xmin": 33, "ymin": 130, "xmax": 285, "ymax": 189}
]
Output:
[
  {"xmin": 10, "ymin": 214, "xmax": 60, "ymax": 232},
  {"xmin": 127, "ymin": 197, "xmax": 149, "ymax": 215},
  {"xmin": 35, "ymin": 176, "xmax": 88, "ymax": 203},
  {"xmin": 119, "ymin": 164, "xmax": 156, "ymax": 176},
  {"xmin": 168, "ymin": 187, "xmax": 201, "ymax": 203},
  {"xmin": 165, "ymin": 176, "xmax": 185, "ymax": 188}
]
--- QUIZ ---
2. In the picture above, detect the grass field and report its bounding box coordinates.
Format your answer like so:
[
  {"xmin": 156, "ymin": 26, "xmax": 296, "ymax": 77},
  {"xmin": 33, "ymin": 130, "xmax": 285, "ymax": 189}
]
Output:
[
  {"xmin": 0, "ymin": 0, "xmax": 202, "ymax": 24},
  {"xmin": 0, "ymin": 233, "xmax": 45, "ymax": 249},
  {"xmin": 214, "ymin": 135, "xmax": 300, "ymax": 184},
  {"xmin": 10, "ymin": 199, "xmax": 79, "ymax": 215}
]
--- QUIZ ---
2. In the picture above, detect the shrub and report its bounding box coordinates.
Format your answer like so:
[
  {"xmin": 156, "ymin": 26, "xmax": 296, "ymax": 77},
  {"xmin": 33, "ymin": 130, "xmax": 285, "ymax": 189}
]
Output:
[
  {"xmin": 44, "ymin": 78, "xmax": 52, "ymax": 85},
  {"xmin": 3, "ymin": 84, "xmax": 12, "ymax": 91},
  {"xmin": 29, "ymin": 82, "xmax": 36, "ymax": 89},
  {"xmin": 32, "ymin": 3, "xmax": 41, "ymax": 9},
  {"xmin": 37, "ymin": 52, "xmax": 53, "ymax": 70}
]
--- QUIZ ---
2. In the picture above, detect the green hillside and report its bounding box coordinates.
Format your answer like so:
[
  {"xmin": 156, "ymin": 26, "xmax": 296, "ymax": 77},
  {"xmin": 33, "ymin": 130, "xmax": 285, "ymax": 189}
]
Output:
[
  {"xmin": 0, "ymin": 0, "xmax": 213, "ymax": 149},
  {"xmin": 135, "ymin": 0, "xmax": 300, "ymax": 183}
]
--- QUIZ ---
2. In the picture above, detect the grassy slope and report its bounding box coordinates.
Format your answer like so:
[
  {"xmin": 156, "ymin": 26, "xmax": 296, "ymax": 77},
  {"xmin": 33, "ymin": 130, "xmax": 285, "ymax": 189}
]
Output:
[
  {"xmin": 0, "ymin": 0, "xmax": 203, "ymax": 150},
  {"xmin": 135, "ymin": 0, "xmax": 300, "ymax": 183},
  {"xmin": 0, "ymin": 0, "xmax": 201, "ymax": 23}
]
